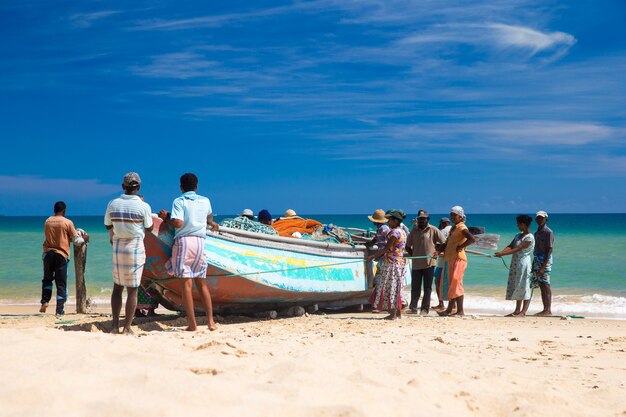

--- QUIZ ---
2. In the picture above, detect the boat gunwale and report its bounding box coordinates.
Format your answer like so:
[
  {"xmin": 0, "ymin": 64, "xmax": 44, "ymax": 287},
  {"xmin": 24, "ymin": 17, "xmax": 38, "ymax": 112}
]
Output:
[{"xmin": 208, "ymin": 226, "xmax": 369, "ymax": 260}]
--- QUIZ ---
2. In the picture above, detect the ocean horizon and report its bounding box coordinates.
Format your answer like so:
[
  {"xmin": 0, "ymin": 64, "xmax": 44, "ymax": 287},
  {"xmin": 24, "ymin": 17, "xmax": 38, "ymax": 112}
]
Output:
[{"xmin": 2, "ymin": 213, "xmax": 625, "ymax": 319}]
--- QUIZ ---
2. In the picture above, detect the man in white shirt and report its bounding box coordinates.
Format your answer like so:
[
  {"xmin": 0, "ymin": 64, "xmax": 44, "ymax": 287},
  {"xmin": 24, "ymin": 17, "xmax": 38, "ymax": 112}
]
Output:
[{"xmin": 104, "ymin": 172, "xmax": 153, "ymax": 334}]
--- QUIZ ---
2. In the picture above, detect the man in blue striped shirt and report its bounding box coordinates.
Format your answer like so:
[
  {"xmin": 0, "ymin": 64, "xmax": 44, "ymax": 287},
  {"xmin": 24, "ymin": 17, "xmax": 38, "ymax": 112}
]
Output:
[{"xmin": 104, "ymin": 172, "xmax": 153, "ymax": 334}]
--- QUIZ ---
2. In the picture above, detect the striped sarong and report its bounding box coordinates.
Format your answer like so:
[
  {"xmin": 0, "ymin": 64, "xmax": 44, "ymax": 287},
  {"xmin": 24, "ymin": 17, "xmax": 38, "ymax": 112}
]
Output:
[
  {"xmin": 112, "ymin": 238, "xmax": 145, "ymax": 288},
  {"xmin": 166, "ymin": 235, "xmax": 207, "ymax": 278}
]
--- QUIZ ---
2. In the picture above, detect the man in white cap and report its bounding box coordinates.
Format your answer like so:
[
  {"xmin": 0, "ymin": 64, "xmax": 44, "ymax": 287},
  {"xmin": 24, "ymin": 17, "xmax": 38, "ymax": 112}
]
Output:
[
  {"xmin": 238, "ymin": 209, "xmax": 255, "ymax": 221},
  {"xmin": 104, "ymin": 172, "xmax": 153, "ymax": 334},
  {"xmin": 532, "ymin": 211, "xmax": 554, "ymax": 316}
]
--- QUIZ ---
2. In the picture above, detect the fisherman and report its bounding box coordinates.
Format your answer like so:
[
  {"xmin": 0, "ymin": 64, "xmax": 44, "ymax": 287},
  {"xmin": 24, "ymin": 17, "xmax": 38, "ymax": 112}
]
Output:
[
  {"xmin": 40, "ymin": 201, "xmax": 89, "ymax": 315},
  {"xmin": 272, "ymin": 209, "xmax": 322, "ymax": 237},
  {"xmin": 159, "ymin": 173, "xmax": 219, "ymax": 331},
  {"xmin": 104, "ymin": 172, "xmax": 153, "ymax": 334},
  {"xmin": 532, "ymin": 211, "xmax": 554, "ymax": 316},
  {"xmin": 405, "ymin": 210, "xmax": 446, "ymax": 315},
  {"xmin": 258, "ymin": 209, "xmax": 273, "ymax": 226},
  {"xmin": 433, "ymin": 217, "xmax": 452, "ymax": 311},
  {"xmin": 238, "ymin": 209, "xmax": 255, "ymax": 220}
]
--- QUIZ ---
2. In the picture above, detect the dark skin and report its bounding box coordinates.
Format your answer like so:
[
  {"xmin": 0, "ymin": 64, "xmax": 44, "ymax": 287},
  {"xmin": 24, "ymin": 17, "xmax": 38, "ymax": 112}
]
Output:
[
  {"xmin": 158, "ymin": 184, "xmax": 219, "ymax": 331},
  {"xmin": 365, "ymin": 221, "xmax": 388, "ymax": 247},
  {"xmin": 534, "ymin": 215, "xmax": 553, "ymax": 316},
  {"xmin": 106, "ymin": 183, "xmax": 153, "ymax": 335},
  {"xmin": 437, "ymin": 212, "xmax": 475, "ymax": 317},
  {"xmin": 495, "ymin": 221, "xmax": 532, "ymax": 317},
  {"xmin": 433, "ymin": 220, "xmax": 450, "ymax": 310},
  {"xmin": 366, "ymin": 217, "xmax": 403, "ymax": 321}
]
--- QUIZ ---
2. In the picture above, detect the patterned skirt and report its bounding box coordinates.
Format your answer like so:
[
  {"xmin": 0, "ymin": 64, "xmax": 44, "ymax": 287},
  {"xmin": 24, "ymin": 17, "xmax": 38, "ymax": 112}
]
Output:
[
  {"xmin": 370, "ymin": 260, "xmax": 405, "ymax": 311},
  {"xmin": 112, "ymin": 238, "xmax": 146, "ymax": 288},
  {"xmin": 166, "ymin": 235, "xmax": 208, "ymax": 278}
]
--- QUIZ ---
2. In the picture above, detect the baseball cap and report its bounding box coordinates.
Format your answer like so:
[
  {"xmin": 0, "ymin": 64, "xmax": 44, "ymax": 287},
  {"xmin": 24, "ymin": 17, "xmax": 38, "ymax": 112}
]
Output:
[
  {"xmin": 417, "ymin": 210, "xmax": 429, "ymax": 219},
  {"xmin": 123, "ymin": 172, "xmax": 141, "ymax": 187},
  {"xmin": 536, "ymin": 210, "xmax": 548, "ymax": 218}
]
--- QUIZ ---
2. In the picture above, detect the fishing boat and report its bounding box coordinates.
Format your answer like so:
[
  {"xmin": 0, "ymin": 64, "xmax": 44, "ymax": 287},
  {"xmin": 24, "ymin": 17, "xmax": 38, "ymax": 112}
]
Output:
[{"xmin": 142, "ymin": 217, "xmax": 399, "ymax": 312}]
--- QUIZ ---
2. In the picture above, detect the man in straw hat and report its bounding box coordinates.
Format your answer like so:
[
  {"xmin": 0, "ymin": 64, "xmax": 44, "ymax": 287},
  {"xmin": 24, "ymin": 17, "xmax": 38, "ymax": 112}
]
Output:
[{"xmin": 104, "ymin": 172, "xmax": 153, "ymax": 334}]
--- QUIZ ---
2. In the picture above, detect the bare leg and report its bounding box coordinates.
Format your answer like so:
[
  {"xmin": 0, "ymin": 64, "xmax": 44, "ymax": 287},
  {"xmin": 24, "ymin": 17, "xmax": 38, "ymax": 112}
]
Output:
[
  {"xmin": 450, "ymin": 295, "xmax": 465, "ymax": 316},
  {"xmin": 438, "ymin": 298, "xmax": 456, "ymax": 316},
  {"xmin": 507, "ymin": 300, "xmax": 522, "ymax": 317},
  {"xmin": 194, "ymin": 278, "xmax": 218, "ymax": 331},
  {"xmin": 434, "ymin": 273, "xmax": 445, "ymax": 309},
  {"xmin": 122, "ymin": 287, "xmax": 137, "ymax": 334},
  {"xmin": 516, "ymin": 300, "xmax": 531, "ymax": 317},
  {"xmin": 110, "ymin": 283, "xmax": 124, "ymax": 334},
  {"xmin": 535, "ymin": 283, "xmax": 552, "ymax": 315},
  {"xmin": 384, "ymin": 309, "xmax": 398, "ymax": 320},
  {"xmin": 181, "ymin": 279, "xmax": 197, "ymax": 331}
]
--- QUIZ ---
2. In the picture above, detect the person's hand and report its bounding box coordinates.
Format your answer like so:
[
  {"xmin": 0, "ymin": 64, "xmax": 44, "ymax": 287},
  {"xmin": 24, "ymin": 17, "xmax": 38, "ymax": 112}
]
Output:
[
  {"xmin": 494, "ymin": 251, "xmax": 502, "ymax": 257},
  {"xmin": 209, "ymin": 221, "xmax": 219, "ymax": 231},
  {"xmin": 456, "ymin": 245, "xmax": 464, "ymax": 253},
  {"xmin": 432, "ymin": 251, "xmax": 438, "ymax": 259},
  {"xmin": 158, "ymin": 210, "xmax": 169, "ymax": 221}
]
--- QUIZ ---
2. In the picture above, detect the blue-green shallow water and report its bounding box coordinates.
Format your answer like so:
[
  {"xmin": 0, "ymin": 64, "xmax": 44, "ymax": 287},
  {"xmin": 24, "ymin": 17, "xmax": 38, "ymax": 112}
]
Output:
[{"xmin": 1, "ymin": 214, "xmax": 625, "ymax": 317}]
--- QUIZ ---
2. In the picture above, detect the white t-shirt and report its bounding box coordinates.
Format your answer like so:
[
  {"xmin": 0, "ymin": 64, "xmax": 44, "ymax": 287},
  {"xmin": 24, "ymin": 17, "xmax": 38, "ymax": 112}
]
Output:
[{"xmin": 104, "ymin": 194, "xmax": 153, "ymax": 240}]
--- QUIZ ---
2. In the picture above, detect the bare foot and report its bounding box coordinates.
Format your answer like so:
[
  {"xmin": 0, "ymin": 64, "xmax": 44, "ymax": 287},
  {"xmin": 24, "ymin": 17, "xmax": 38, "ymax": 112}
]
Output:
[
  {"xmin": 505, "ymin": 312, "xmax": 519, "ymax": 317},
  {"xmin": 450, "ymin": 312, "xmax": 465, "ymax": 317},
  {"xmin": 39, "ymin": 303, "xmax": 48, "ymax": 313},
  {"xmin": 437, "ymin": 310, "xmax": 451, "ymax": 317},
  {"xmin": 534, "ymin": 311, "xmax": 551, "ymax": 316},
  {"xmin": 208, "ymin": 322, "xmax": 219, "ymax": 331},
  {"xmin": 122, "ymin": 327, "xmax": 135, "ymax": 335},
  {"xmin": 513, "ymin": 313, "xmax": 526, "ymax": 318},
  {"xmin": 110, "ymin": 326, "xmax": 120, "ymax": 334},
  {"xmin": 185, "ymin": 326, "xmax": 198, "ymax": 331}
]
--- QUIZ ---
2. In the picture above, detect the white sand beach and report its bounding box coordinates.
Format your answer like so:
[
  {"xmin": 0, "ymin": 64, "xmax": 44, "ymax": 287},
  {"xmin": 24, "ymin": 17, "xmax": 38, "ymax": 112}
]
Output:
[{"xmin": 1, "ymin": 305, "xmax": 625, "ymax": 417}]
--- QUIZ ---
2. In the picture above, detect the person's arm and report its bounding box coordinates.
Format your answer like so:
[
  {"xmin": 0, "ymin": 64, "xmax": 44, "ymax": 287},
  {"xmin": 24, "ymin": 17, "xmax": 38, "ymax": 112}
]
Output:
[
  {"xmin": 495, "ymin": 237, "xmax": 531, "ymax": 257},
  {"xmin": 159, "ymin": 198, "xmax": 184, "ymax": 228},
  {"xmin": 457, "ymin": 229, "xmax": 475, "ymax": 252},
  {"xmin": 143, "ymin": 204, "xmax": 154, "ymax": 233},
  {"xmin": 405, "ymin": 230, "xmax": 414, "ymax": 255},
  {"xmin": 432, "ymin": 228, "xmax": 445, "ymax": 258},
  {"xmin": 366, "ymin": 234, "xmax": 398, "ymax": 262},
  {"xmin": 207, "ymin": 213, "xmax": 219, "ymax": 231}
]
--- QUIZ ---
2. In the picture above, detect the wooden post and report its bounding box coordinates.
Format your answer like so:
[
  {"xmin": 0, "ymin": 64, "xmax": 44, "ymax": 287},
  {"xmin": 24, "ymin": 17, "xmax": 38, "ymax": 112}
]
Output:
[{"xmin": 73, "ymin": 240, "xmax": 88, "ymax": 314}]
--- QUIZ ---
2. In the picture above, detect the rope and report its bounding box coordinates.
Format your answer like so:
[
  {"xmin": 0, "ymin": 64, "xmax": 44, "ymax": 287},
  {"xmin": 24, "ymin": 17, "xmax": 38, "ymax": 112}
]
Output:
[{"xmin": 145, "ymin": 251, "xmax": 511, "ymax": 287}]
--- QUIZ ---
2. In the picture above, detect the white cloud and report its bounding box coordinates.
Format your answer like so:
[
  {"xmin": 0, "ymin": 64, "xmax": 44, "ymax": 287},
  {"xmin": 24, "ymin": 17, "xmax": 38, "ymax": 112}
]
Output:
[
  {"xmin": 69, "ymin": 10, "xmax": 121, "ymax": 28},
  {"xmin": 0, "ymin": 176, "xmax": 119, "ymax": 197},
  {"xmin": 400, "ymin": 23, "xmax": 576, "ymax": 60}
]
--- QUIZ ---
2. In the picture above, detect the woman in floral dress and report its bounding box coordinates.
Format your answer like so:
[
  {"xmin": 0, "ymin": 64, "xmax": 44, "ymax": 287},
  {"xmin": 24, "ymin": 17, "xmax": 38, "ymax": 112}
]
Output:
[
  {"xmin": 495, "ymin": 214, "xmax": 535, "ymax": 317},
  {"xmin": 367, "ymin": 209, "xmax": 407, "ymax": 320}
]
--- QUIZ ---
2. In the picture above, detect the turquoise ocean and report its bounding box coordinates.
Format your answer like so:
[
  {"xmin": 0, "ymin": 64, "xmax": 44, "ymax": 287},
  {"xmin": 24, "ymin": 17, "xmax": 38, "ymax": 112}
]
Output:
[{"xmin": 1, "ymin": 214, "xmax": 625, "ymax": 318}]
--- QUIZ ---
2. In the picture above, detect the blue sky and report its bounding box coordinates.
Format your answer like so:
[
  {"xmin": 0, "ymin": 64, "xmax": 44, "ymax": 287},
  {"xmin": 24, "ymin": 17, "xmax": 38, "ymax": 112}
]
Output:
[{"xmin": 1, "ymin": 0, "xmax": 625, "ymax": 216}]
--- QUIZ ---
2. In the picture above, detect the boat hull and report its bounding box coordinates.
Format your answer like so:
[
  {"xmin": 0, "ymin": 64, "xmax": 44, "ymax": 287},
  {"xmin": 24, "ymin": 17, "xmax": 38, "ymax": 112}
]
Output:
[{"xmin": 142, "ymin": 218, "xmax": 377, "ymax": 311}]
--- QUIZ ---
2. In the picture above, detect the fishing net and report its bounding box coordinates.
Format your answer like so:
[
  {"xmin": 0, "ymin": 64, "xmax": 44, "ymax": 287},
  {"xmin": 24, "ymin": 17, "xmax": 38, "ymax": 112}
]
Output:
[{"xmin": 220, "ymin": 217, "xmax": 278, "ymax": 235}]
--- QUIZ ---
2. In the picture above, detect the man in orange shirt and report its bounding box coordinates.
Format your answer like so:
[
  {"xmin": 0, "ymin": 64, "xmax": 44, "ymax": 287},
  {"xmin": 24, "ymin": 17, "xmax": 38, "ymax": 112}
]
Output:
[{"xmin": 41, "ymin": 201, "xmax": 89, "ymax": 315}]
